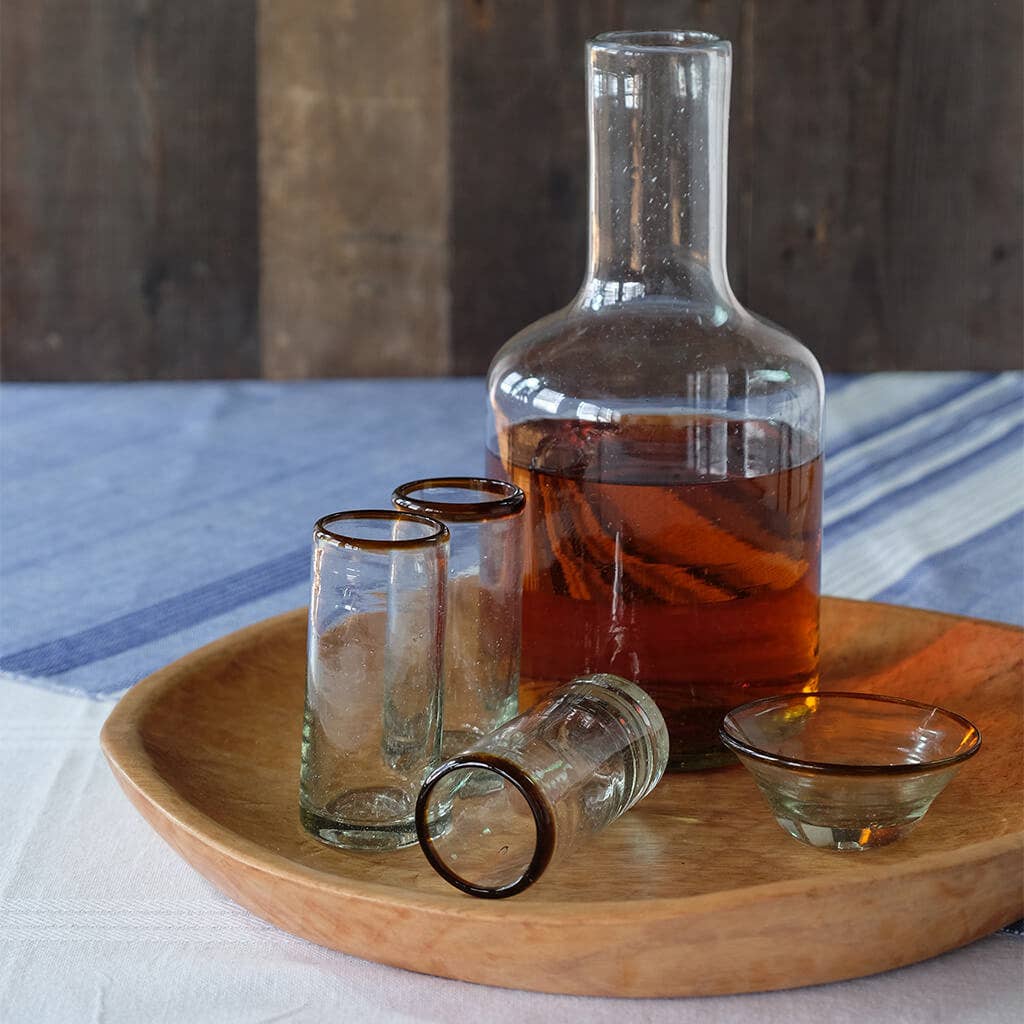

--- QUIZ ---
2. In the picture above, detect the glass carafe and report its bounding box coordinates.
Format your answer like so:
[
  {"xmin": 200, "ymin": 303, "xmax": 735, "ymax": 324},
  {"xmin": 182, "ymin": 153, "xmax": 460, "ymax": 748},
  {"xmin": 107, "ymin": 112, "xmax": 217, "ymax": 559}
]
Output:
[{"xmin": 485, "ymin": 31, "xmax": 823, "ymax": 770}]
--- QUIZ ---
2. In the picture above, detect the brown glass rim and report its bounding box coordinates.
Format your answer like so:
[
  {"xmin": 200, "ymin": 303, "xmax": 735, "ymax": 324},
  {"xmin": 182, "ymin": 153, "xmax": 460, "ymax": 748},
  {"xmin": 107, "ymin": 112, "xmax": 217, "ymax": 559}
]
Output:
[
  {"xmin": 313, "ymin": 510, "xmax": 449, "ymax": 551},
  {"xmin": 591, "ymin": 30, "xmax": 729, "ymax": 54},
  {"xmin": 719, "ymin": 691, "xmax": 982, "ymax": 776},
  {"xmin": 415, "ymin": 752, "xmax": 555, "ymax": 899},
  {"xmin": 392, "ymin": 477, "xmax": 526, "ymax": 523}
]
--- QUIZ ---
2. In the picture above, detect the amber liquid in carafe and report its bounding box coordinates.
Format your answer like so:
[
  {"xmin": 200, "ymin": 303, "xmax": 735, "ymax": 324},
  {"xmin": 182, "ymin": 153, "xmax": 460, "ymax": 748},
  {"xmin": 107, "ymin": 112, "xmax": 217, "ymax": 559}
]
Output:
[{"xmin": 488, "ymin": 414, "xmax": 822, "ymax": 770}]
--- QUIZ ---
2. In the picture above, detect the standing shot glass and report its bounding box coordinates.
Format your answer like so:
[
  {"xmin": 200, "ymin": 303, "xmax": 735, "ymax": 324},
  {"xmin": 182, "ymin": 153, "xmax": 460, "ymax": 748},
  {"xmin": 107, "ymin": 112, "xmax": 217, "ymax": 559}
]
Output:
[
  {"xmin": 300, "ymin": 510, "xmax": 449, "ymax": 852},
  {"xmin": 392, "ymin": 478, "xmax": 525, "ymax": 756},
  {"xmin": 415, "ymin": 673, "xmax": 669, "ymax": 897}
]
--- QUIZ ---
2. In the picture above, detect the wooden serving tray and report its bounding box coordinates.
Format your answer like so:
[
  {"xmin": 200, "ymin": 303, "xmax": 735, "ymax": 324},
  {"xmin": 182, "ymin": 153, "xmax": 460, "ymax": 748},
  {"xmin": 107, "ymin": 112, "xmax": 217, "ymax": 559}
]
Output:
[{"xmin": 100, "ymin": 598, "xmax": 1023, "ymax": 997}]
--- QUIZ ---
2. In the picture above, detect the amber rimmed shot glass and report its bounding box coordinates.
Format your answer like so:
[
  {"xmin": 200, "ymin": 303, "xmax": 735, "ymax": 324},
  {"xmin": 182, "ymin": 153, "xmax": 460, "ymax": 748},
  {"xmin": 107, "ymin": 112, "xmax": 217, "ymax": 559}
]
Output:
[
  {"xmin": 415, "ymin": 673, "xmax": 668, "ymax": 898},
  {"xmin": 392, "ymin": 477, "xmax": 525, "ymax": 756},
  {"xmin": 300, "ymin": 510, "xmax": 449, "ymax": 852},
  {"xmin": 720, "ymin": 691, "xmax": 981, "ymax": 851}
]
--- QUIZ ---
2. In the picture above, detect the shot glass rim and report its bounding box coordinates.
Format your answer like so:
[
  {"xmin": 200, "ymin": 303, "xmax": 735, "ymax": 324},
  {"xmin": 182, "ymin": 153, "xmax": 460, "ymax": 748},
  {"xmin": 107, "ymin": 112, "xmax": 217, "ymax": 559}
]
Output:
[
  {"xmin": 719, "ymin": 691, "xmax": 982, "ymax": 777},
  {"xmin": 392, "ymin": 477, "xmax": 526, "ymax": 522},
  {"xmin": 314, "ymin": 509, "xmax": 449, "ymax": 551},
  {"xmin": 415, "ymin": 752, "xmax": 555, "ymax": 899}
]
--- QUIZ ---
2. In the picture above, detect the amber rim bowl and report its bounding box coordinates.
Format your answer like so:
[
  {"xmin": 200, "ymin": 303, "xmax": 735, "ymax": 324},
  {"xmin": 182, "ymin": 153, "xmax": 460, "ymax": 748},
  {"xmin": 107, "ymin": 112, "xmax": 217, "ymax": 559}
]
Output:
[{"xmin": 720, "ymin": 692, "xmax": 981, "ymax": 851}]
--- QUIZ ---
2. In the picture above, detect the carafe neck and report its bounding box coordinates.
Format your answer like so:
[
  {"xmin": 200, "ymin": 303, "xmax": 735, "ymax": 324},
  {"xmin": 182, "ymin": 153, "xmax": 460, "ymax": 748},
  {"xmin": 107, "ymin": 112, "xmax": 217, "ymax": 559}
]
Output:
[{"xmin": 580, "ymin": 32, "xmax": 735, "ymax": 311}]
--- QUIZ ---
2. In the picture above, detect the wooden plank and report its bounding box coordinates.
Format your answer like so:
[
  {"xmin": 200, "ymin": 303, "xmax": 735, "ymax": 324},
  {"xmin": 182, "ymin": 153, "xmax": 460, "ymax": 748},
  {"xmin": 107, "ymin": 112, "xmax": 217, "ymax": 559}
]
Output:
[
  {"xmin": 448, "ymin": 0, "xmax": 617, "ymax": 374},
  {"xmin": 258, "ymin": 0, "xmax": 450, "ymax": 378},
  {"xmin": 882, "ymin": 0, "xmax": 1023, "ymax": 370},
  {"xmin": 746, "ymin": 0, "xmax": 1023, "ymax": 371},
  {"xmin": 0, "ymin": 1, "xmax": 259, "ymax": 380}
]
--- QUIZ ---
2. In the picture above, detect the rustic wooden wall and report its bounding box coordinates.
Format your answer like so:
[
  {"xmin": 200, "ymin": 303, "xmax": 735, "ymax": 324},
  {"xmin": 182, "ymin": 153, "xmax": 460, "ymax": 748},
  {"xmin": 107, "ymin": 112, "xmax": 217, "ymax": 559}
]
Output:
[
  {"xmin": 3, "ymin": 0, "xmax": 1021, "ymax": 378},
  {"xmin": 1, "ymin": 0, "xmax": 259, "ymax": 379}
]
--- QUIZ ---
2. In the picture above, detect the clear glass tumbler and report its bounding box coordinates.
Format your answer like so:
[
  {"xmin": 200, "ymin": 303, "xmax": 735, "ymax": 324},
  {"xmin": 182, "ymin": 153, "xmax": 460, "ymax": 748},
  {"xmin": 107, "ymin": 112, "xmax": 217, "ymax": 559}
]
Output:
[
  {"xmin": 415, "ymin": 673, "xmax": 668, "ymax": 897},
  {"xmin": 392, "ymin": 478, "xmax": 525, "ymax": 756},
  {"xmin": 300, "ymin": 510, "xmax": 449, "ymax": 851}
]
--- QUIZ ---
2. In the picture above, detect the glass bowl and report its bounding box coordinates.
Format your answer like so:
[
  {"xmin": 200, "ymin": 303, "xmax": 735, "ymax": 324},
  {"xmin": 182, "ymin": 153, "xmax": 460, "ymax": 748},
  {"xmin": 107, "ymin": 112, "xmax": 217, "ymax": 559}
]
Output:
[{"xmin": 720, "ymin": 692, "xmax": 981, "ymax": 851}]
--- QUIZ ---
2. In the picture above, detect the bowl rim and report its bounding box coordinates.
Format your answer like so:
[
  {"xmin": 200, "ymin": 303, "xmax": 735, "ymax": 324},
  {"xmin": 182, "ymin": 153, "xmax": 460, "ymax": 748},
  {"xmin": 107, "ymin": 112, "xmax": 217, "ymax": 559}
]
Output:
[{"xmin": 719, "ymin": 691, "xmax": 982, "ymax": 776}]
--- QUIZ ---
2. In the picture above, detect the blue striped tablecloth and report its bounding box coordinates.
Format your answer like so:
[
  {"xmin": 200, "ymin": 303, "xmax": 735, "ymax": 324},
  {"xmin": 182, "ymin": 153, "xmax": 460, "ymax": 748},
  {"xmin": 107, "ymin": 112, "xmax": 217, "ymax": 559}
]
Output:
[
  {"xmin": 0, "ymin": 374, "xmax": 1022, "ymax": 1024},
  {"xmin": 2, "ymin": 373, "xmax": 1021, "ymax": 697}
]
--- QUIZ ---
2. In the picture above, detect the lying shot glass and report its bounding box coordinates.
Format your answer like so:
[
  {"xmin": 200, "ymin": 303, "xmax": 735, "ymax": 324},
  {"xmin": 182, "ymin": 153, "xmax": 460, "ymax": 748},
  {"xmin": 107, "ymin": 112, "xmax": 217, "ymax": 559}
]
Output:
[
  {"xmin": 300, "ymin": 510, "xmax": 449, "ymax": 851},
  {"xmin": 392, "ymin": 478, "xmax": 525, "ymax": 756},
  {"xmin": 415, "ymin": 673, "xmax": 668, "ymax": 897}
]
